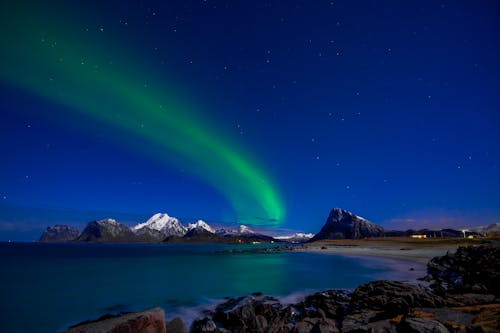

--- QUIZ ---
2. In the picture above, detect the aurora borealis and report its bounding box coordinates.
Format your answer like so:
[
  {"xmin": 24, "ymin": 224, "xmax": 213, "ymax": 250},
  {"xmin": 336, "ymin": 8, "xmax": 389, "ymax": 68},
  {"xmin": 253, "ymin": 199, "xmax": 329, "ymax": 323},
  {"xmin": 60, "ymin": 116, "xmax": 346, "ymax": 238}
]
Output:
[
  {"xmin": 1, "ymin": 1, "xmax": 499, "ymax": 239},
  {"xmin": 0, "ymin": 2, "xmax": 284, "ymax": 225}
]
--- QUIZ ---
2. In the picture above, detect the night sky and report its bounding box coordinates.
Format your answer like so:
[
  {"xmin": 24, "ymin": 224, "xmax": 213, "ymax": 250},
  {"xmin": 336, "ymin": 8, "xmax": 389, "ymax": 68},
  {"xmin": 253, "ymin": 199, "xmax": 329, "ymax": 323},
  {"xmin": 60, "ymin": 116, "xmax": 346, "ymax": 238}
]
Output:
[{"xmin": 1, "ymin": 0, "xmax": 499, "ymax": 240}]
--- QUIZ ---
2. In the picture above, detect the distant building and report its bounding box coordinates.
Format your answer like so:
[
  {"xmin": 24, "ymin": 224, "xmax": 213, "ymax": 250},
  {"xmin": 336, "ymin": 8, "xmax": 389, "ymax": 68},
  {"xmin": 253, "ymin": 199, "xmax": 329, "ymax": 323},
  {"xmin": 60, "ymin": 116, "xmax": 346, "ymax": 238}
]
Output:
[{"xmin": 411, "ymin": 234, "xmax": 427, "ymax": 239}]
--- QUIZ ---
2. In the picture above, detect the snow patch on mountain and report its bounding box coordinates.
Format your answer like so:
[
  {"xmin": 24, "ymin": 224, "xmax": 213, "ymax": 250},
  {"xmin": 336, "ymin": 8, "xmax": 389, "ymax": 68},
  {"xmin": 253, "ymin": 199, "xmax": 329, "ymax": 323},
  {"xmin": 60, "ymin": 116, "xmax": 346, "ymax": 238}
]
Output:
[
  {"xmin": 132, "ymin": 213, "xmax": 187, "ymax": 237},
  {"xmin": 239, "ymin": 225, "xmax": 255, "ymax": 234},
  {"xmin": 97, "ymin": 218, "xmax": 119, "ymax": 225},
  {"xmin": 275, "ymin": 233, "xmax": 315, "ymax": 241},
  {"xmin": 187, "ymin": 220, "xmax": 215, "ymax": 234},
  {"xmin": 216, "ymin": 224, "xmax": 255, "ymax": 235}
]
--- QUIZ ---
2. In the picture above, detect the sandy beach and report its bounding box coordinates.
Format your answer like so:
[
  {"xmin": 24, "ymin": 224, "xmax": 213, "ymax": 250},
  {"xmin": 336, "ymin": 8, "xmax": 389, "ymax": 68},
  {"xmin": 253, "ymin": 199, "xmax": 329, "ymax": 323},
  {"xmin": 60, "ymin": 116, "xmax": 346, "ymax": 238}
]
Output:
[{"xmin": 296, "ymin": 237, "xmax": 492, "ymax": 264}]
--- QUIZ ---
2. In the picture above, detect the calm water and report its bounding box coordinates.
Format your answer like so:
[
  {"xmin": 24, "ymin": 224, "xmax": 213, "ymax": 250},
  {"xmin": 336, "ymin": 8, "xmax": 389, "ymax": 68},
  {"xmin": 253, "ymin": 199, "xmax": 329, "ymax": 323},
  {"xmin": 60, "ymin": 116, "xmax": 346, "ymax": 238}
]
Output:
[{"xmin": 0, "ymin": 242, "xmax": 420, "ymax": 333}]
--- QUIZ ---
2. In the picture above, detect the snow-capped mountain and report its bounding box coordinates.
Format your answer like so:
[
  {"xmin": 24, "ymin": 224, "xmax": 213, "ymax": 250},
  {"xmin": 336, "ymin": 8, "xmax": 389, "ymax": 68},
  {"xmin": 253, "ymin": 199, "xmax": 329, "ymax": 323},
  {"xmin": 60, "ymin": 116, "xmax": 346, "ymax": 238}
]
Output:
[
  {"xmin": 187, "ymin": 220, "xmax": 215, "ymax": 234},
  {"xmin": 132, "ymin": 213, "xmax": 187, "ymax": 237},
  {"xmin": 216, "ymin": 224, "xmax": 255, "ymax": 235},
  {"xmin": 275, "ymin": 233, "xmax": 315, "ymax": 243},
  {"xmin": 77, "ymin": 218, "xmax": 137, "ymax": 242},
  {"xmin": 238, "ymin": 225, "xmax": 255, "ymax": 234}
]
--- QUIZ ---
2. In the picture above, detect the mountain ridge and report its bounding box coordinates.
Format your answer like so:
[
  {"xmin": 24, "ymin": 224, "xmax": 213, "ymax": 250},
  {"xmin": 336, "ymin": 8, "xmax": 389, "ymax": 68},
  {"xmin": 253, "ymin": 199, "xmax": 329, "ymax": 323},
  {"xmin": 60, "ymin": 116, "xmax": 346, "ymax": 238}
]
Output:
[{"xmin": 308, "ymin": 208, "xmax": 385, "ymax": 242}]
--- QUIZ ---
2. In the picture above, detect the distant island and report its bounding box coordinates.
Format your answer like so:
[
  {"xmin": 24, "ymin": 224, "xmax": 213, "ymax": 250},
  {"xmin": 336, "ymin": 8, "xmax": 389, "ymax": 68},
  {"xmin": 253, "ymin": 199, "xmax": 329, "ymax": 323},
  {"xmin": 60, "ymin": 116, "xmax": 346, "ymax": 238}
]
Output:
[{"xmin": 39, "ymin": 208, "xmax": 500, "ymax": 244}]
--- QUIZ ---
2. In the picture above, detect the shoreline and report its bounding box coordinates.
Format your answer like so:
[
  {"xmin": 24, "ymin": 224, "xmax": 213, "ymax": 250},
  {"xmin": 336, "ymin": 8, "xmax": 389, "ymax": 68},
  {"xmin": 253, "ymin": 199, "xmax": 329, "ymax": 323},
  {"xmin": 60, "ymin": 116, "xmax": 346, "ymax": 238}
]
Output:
[
  {"xmin": 293, "ymin": 237, "xmax": 487, "ymax": 264},
  {"xmin": 63, "ymin": 243, "xmax": 500, "ymax": 333},
  {"xmin": 56, "ymin": 241, "xmax": 499, "ymax": 332}
]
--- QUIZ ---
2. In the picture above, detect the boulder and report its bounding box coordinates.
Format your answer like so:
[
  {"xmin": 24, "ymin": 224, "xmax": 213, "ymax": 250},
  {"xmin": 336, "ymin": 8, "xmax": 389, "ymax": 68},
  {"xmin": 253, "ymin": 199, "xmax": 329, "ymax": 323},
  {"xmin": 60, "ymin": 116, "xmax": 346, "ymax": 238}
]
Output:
[
  {"xmin": 193, "ymin": 294, "xmax": 289, "ymax": 333},
  {"xmin": 342, "ymin": 315, "xmax": 398, "ymax": 333},
  {"xmin": 295, "ymin": 290, "xmax": 351, "ymax": 320},
  {"xmin": 427, "ymin": 245, "xmax": 500, "ymax": 296},
  {"xmin": 292, "ymin": 317, "xmax": 338, "ymax": 333},
  {"xmin": 398, "ymin": 317, "xmax": 450, "ymax": 333},
  {"xmin": 191, "ymin": 318, "xmax": 220, "ymax": 332},
  {"xmin": 350, "ymin": 280, "xmax": 443, "ymax": 316},
  {"xmin": 165, "ymin": 317, "xmax": 187, "ymax": 333},
  {"xmin": 60, "ymin": 307, "xmax": 166, "ymax": 333}
]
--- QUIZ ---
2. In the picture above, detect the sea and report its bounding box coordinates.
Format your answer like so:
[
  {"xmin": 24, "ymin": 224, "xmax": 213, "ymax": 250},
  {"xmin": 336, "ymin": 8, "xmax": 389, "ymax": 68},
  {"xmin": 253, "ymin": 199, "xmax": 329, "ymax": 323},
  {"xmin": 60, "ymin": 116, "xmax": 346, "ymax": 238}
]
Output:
[{"xmin": 0, "ymin": 242, "xmax": 423, "ymax": 333}]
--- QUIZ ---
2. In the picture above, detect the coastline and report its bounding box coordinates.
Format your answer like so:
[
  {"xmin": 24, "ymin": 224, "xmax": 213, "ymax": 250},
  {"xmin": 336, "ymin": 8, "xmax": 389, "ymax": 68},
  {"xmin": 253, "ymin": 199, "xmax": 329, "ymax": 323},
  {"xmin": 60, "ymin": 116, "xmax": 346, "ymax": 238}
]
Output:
[
  {"xmin": 52, "ymin": 241, "xmax": 500, "ymax": 333},
  {"xmin": 294, "ymin": 237, "xmax": 486, "ymax": 264},
  {"xmin": 61, "ymin": 243, "xmax": 499, "ymax": 333}
]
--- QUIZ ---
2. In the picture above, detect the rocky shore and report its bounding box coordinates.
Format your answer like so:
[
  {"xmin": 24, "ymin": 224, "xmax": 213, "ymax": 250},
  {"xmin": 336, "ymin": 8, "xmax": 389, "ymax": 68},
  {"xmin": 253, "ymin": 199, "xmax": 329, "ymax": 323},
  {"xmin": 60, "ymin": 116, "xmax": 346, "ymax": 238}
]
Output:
[{"xmin": 62, "ymin": 244, "xmax": 500, "ymax": 333}]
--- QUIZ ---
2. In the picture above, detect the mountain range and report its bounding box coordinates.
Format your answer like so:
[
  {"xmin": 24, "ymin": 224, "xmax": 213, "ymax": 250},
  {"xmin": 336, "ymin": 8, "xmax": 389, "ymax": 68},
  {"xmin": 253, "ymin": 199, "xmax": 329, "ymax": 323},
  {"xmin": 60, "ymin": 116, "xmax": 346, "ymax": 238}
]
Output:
[
  {"xmin": 39, "ymin": 208, "xmax": 497, "ymax": 244},
  {"xmin": 40, "ymin": 213, "xmax": 286, "ymax": 244}
]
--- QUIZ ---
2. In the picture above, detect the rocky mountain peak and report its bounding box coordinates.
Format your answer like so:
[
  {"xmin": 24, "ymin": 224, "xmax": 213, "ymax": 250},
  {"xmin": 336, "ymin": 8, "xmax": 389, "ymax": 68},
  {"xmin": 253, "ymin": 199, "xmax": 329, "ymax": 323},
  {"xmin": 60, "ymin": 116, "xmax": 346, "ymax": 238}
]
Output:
[
  {"xmin": 309, "ymin": 208, "xmax": 384, "ymax": 241},
  {"xmin": 39, "ymin": 225, "xmax": 80, "ymax": 242},
  {"xmin": 187, "ymin": 220, "xmax": 215, "ymax": 234},
  {"xmin": 132, "ymin": 213, "xmax": 187, "ymax": 237}
]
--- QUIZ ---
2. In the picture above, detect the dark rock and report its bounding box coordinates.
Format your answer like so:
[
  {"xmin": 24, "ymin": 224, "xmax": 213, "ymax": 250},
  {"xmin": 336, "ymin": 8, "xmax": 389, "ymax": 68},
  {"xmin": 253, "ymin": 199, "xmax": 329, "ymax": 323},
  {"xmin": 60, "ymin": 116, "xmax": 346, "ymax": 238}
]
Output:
[
  {"xmin": 411, "ymin": 307, "xmax": 475, "ymax": 326},
  {"xmin": 39, "ymin": 225, "xmax": 80, "ymax": 242},
  {"xmin": 444, "ymin": 293, "xmax": 496, "ymax": 307},
  {"xmin": 398, "ymin": 317, "xmax": 450, "ymax": 333},
  {"xmin": 293, "ymin": 319, "xmax": 315, "ymax": 333},
  {"xmin": 342, "ymin": 312, "xmax": 398, "ymax": 333},
  {"xmin": 292, "ymin": 317, "xmax": 338, "ymax": 333},
  {"xmin": 60, "ymin": 307, "xmax": 166, "ymax": 333},
  {"xmin": 350, "ymin": 280, "xmax": 443, "ymax": 316},
  {"xmin": 166, "ymin": 317, "xmax": 187, "ymax": 333},
  {"xmin": 194, "ymin": 294, "xmax": 289, "ymax": 333},
  {"xmin": 192, "ymin": 318, "xmax": 219, "ymax": 332},
  {"xmin": 427, "ymin": 245, "xmax": 500, "ymax": 295},
  {"xmin": 308, "ymin": 208, "xmax": 384, "ymax": 241},
  {"xmin": 296, "ymin": 290, "xmax": 351, "ymax": 320}
]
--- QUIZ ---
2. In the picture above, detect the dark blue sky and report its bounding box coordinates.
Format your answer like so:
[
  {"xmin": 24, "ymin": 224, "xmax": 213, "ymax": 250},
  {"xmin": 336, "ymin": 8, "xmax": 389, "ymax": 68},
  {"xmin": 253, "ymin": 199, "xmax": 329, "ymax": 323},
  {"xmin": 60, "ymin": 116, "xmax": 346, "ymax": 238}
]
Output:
[{"xmin": 1, "ymin": 0, "xmax": 499, "ymax": 240}]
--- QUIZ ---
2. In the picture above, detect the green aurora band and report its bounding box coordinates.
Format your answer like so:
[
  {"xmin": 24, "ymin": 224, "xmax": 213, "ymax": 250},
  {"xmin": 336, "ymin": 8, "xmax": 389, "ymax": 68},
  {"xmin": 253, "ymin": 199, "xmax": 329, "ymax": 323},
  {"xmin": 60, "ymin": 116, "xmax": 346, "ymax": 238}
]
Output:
[{"xmin": 0, "ymin": 3, "xmax": 285, "ymax": 225}]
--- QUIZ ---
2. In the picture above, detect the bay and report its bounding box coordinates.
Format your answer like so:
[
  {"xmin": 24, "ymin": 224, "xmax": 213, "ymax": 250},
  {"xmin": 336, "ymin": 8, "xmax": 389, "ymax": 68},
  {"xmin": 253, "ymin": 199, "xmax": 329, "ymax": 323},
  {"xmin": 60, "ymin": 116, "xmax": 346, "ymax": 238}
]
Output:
[{"xmin": 0, "ymin": 242, "xmax": 420, "ymax": 333}]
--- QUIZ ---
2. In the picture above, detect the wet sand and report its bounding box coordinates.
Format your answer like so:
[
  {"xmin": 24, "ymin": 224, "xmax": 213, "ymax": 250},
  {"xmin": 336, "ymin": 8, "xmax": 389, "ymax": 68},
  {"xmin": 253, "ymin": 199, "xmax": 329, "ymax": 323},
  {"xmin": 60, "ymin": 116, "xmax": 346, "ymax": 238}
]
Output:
[{"xmin": 296, "ymin": 237, "xmax": 489, "ymax": 264}]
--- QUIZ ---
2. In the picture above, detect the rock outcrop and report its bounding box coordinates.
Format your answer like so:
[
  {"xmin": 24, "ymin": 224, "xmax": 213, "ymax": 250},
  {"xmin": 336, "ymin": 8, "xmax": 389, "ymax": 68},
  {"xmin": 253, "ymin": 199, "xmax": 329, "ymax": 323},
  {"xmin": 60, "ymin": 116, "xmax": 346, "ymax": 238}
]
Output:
[
  {"xmin": 39, "ymin": 225, "xmax": 80, "ymax": 242},
  {"xmin": 309, "ymin": 208, "xmax": 384, "ymax": 241},
  {"xmin": 76, "ymin": 219, "xmax": 139, "ymax": 243},
  {"xmin": 426, "ymin": 244, "xmax": 500, "ymax": 296},
  {"xmin": 60, "ymin": 307, "xmax": 166, "ymax": 333},
  {"xmin": 349, "ymin": 280, "xmax": 444, "ymax": 320}
]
